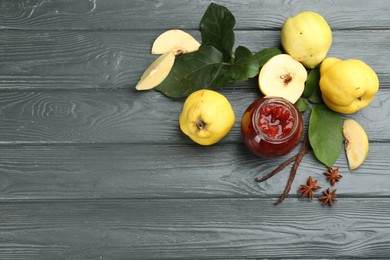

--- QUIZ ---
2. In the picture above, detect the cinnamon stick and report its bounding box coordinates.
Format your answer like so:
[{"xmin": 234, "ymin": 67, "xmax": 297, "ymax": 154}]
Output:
[{"xmin": 274, "ymin": 134, "xmax": 310, "ymax": 206}]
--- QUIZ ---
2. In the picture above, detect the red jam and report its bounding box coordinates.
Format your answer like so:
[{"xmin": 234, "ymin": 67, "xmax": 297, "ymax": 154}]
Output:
[{"xmin": 241, "ymin": 97, "xmax": 303, "ymax": 158}]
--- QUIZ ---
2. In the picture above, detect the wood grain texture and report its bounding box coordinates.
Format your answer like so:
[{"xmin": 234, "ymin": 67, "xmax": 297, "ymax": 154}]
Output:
[
  {"xmin": 1, "ymin": 0, "xmax": 390, "ymax": 30},
  {"xmin": 0, "ymin": 142, "xmax": 388, "ymax": 200},
  {"xmin": 0, "ymin": 30, "xmax": 388, "ymax": 89},
  {"xmin": 0, "ymin": 88, "xmax": 389, "ymax": 144},
  {"xmin": 0, "ymin": 198, "xmax": 390, "ymax": 259},
  {"xmin": 1, "ymin": 0, "xmax": 390, "ymax": 258}
]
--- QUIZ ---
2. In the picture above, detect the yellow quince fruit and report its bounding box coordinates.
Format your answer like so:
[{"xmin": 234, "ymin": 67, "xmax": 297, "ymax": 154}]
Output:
[
  {"xmin": 281, "ymin": 11, "xmax": 332, "ymax": 69},
  {"xmin": 319, "ymin": 58, "xmax": 379, "ymax": 114},
  {"xmin": 179, "ymin": 89, "xmax": 235, "ymax": 146}
]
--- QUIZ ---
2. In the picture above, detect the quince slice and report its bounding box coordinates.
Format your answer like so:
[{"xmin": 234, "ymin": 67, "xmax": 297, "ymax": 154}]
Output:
[
  {"xmin": 258, "ymin": 54, "xmax": 307, "ymax": 104},
  {"xmin": 342, "ymin": 119, "xmax": 369, "ymax": 170},
  {"xmin": 135, "ymin": 51, "xmax": 175, "ymax": 90},
  {"xmin": 151, "ymin": 29, "xmax": 200, "ymax": 55}
]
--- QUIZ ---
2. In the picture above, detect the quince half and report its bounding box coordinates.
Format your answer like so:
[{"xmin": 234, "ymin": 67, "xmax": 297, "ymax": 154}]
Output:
[
  {"xmin": 258, "ymin": 54, "xmax": 307, "ymax": 104},
  {"xmin": 151, "ymin": 29, "xmax": 200, "ymax": 55},
  {"xmin": 343, "ymin": 119, "xmax": 369, "ymax": 170},
  {"xmin": 320, "ymin": 58, "xmax": 379, "ymax": 114},
  {"xmin": 281, "ymin": 11, "xmax": 332, "ymax": 69},
  {"xmin": 179, "ymin": 89, "xmax": 235, "ymax": 146}
]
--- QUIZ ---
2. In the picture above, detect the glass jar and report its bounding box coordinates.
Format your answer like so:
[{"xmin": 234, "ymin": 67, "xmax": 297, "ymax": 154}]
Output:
[{"xmin": 241, "ymin": 97, "xmax": 303, "ymax": 158}]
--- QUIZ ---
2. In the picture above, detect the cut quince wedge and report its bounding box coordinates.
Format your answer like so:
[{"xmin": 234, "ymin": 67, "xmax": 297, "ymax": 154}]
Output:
[
  {"xmin": 258, "ymin": 54, "xmax": 307, "ymax": 104},
  {"xmin": 135, "ymin": 51, "xmax": 175, "ymax": 91},
  {"xmin": 151, "ymin": 29, "xmax": 200, "ymax": 55},
  {"xmin": 342, "ymin": 118, "xmax": 369, "ymax": 170}
]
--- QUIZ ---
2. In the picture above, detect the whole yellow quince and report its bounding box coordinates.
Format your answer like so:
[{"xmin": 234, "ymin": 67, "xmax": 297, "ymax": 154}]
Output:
[
  {"xmin": 319, "ymin": 58, "xmax": 379, "ymax": 114},
  {"xmin": 281, "ymin": 11, "xmax": 332, "ymax": 69},
  {"xmin": 179, "ymin": 89, "xmax": 235, "ymax": 146}
]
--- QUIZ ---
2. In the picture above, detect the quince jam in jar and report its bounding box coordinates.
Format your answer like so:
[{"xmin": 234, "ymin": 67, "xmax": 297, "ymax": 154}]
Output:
[{"xmin": 241, "ymin": 97, "xmax": 303, "ymax": 158}]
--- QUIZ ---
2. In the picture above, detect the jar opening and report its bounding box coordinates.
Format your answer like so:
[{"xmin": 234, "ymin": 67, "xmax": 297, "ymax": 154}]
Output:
[{"xmin": 252, "ymin": 97, "xmax": 299, "ymax": 144}]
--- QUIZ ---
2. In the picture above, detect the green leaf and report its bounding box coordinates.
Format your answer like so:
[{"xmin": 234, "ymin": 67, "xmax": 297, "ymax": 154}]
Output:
[
  {"xmin": 308, "ymin": 88, "xmax": 323, "ymax": 104},
  {"xmin": 155, "ymin": 45, "xmax": 260, "ymax": 98},
  {"xmin": 303, "ymin": 67, "xmax": 323, "ymax": 104},
  {"xmin": 295, "ymin": 98, "xmax": 310, "ymax": 112},
  {"xmin": 200, "ymin": 3, "xmax": 235, "ymax": 61},
  {"xmin": 231, "ymin": 46, "xmax": 259, "ymax": 80},
  {"xmin": 303, "ymin": 68, "xmax": 319, "ymax": 98},
  {"xmin": 254, "ymin": 48, "xmax": 282, "ymax": 67},
  {"xmin": 309, "ymin": 105, "xmax": 343, "ymax": 167},
  {"xmin": 155, "ymin": 45, "xmax": 231, "ymax": 98}
]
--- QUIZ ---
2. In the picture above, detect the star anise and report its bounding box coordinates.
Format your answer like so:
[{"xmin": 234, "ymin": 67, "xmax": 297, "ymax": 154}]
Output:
[
  {"xmin": 324, "ymin": 166, "xmax": 343, "ymax": 186},
  {"xmin": 319, "ymin": 188, "xmax": 337, "ymax": 206},
  {"xmin": 298, "ymin": 176, "xmax": 321, "ymax": 200}
]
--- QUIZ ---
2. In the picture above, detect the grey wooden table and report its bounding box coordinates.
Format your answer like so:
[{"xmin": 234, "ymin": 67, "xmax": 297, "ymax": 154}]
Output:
[{"xmin": 1, "ymin": 0, "xmax": 390, "ymax": 259}]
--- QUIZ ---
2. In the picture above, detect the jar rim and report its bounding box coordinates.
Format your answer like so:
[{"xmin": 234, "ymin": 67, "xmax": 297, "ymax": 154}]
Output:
[{"xmin": 252, "ymin": 97, "xmax": 300, "ymax": 144}]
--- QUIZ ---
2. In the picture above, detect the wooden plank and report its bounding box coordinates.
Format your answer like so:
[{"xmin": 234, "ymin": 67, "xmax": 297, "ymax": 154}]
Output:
[
  {"xmin": 0, "ymin": 88, "xmax": 388, "ymax": 144},
  {"xmin": 0, "ymin": 30, "xmax": 388, "ymax": 89},
  {"xmin": 1, "ymin": 0, "xmax": 390, "ymax": 30},
  {"xmin": 0, "ymin": 142, "xmax": 387, "ymax": 200},
  {"xmin": 0, "ymin": 198, "xmax": 389, "ymax": 259}
]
